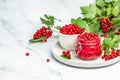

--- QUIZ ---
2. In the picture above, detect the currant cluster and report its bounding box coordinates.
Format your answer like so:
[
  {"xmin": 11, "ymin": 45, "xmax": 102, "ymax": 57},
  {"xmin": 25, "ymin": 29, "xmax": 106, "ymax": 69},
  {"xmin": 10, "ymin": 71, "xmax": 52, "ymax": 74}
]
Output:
[
  {"xmin": 77, "ymin": 32, "xmax": 99, "ymax": 42},
  {"xmin": 33, "ymin": 26, "xmax": 52, "ymax": 40},
  {"xmin": 101, "ymin": 18, "xmax": 113, "ymax": 34},
  {"xmin": 62, "ymin": 50, "xmax": 71, "ymax": 58},
  {"xmin": 60, "ymin": 24, "xmax": 85, "ymax": 35},
  {"xmin": 102, "ymin": 49, "xmax": 120, "ymax": 61}
]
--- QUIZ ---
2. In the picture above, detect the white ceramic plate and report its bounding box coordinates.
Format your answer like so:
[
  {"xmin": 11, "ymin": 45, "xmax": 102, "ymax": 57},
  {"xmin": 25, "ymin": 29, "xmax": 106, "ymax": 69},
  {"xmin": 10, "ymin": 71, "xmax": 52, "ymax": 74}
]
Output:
[{"xmin": 52, "ymin": 41, "xmax": 120, "ymax": 68}]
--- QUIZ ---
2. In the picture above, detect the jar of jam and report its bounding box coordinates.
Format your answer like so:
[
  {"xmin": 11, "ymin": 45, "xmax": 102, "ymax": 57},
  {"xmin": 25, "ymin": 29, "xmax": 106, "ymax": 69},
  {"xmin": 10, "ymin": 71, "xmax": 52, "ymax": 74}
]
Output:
[{"xmin": 75, "ymin": 32, "xmax": 101, "ymax": 60}]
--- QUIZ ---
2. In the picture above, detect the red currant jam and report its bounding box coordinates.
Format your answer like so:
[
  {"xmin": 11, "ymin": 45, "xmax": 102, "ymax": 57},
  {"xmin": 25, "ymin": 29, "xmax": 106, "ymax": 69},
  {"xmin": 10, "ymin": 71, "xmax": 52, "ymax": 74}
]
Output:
[{"xmin": 76, "ymin": 32, "xmax": 101, "ymax": 60}]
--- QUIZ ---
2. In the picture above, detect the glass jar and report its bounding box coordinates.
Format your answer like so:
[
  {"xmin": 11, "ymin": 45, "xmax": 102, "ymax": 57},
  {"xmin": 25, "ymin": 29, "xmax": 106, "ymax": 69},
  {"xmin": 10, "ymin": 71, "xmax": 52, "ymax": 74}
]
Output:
[{"xmin": 75, "ymin": 36, "xmax": 101, "ymax": 60}]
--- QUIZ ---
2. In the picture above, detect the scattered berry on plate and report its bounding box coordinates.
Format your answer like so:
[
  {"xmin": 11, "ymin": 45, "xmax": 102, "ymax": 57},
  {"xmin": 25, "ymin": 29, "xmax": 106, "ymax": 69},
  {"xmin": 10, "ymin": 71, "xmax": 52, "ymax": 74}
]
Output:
[{"xmin": 60, "ymin": 50, "xmax": 71, "ymax": 60}]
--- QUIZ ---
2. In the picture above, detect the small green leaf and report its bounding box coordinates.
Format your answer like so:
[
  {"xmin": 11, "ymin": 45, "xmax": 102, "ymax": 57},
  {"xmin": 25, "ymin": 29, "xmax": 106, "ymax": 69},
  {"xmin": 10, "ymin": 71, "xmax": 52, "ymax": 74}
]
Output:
[
  {"xmin": 49, "ymin": 16, "xmax": 54, "ymax": 26},
  {"xmin": 105, "ymin": 49, "xmax": 110, "ymax": 55},
  {"xmin": 55, "ymin": 26, "xmax": 61, "ymax": 30},
  {"xmin": 96, "ymin": 0, "xmax": 105, "ymax": 8},
  {"xmin": 40, "ymin": 14, "xmax": 61, "ymax": 28},
  {"xmin": 54, "ymin": 18, "xmax": 62, "ymax": 22},
  {"xmin": 71, "ymin": 17, "xmax": 87, "ymax": 28},
  {"xmin": 85, "ymin": 24, "xmax": 91, "ymax": 32},
  {"xmin": 112, "ymin": 5, "xmax": 119, "ymax": 16},
  {"xmin": 107, "ymin": 7, "xmax": 112, "ymax": 16},
  {"xmin": 111, "ymin": 18, "xmax": 120, "ymax": 27},
  {"xmin": 60, "ymin": 55, "xmax": 71, "ymax": 60},
  {"xmin": 117, "ymin": 0, "xmax": 120, "ymax": 7},
  {"xmin": 88, "ymin": 22, "xmax": 100, "ymax": 33},
  {"xmin": 111, "ymin": 35, "xmax": 120, "ymax": 47},
  {"xmin": 99, "ymin": 30, "xmax": 104, "ymax": 36},
  {"xmin": 96, "ymin": 7, "xmax": 102, "ymax": 16},
  {"xmin": 104, "ymin": 38, "xmax": 111, "ymax": 45},
  {"xmin": 71, "ymin": 19, "xmax": 76, "ymax": 24},
  {"xmin": 29, "ymin": 36, "xmax": 46, "ymax": 43},
  {"xmin": 40, "ymin": 17, "xmax": 51, "ymax": 26},
  {"xmin": 101, "ymin": 8, "xmax": 107, "ymax": 16},
  {"xmin": 44, "ymin": 14, "xmax": 49, "ymax": 19},
  {"xmin": 71, "ymin": 17, "xmax": 91, "ymax": 32},
  {"xmin": 104, "ymin": 0, "xmax": 113, "ymax": 3},
  {"xmin": 80, "ymin": 4, "xmax": 96, "ymax": 19}
]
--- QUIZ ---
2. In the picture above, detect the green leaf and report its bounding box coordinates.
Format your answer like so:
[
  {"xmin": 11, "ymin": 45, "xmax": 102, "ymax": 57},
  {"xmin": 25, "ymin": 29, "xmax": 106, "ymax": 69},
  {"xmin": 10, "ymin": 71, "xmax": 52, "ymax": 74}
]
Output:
[
  {"xmin": 104, "ymin": 0, "xmax": 111, "ymax": 3},
  {"xmin": 102, "ymin": 44, "xmax": 108, "ymax": 49},
  {"xmin": 112, "ymin": 5, "xmax": 119, "ymax": 16},
  {"xmin": 60, "ymin": 55, "xmax": 71, "ymax": 60},
  {"xmin": 71, "ymin": 17, "xmax": 91, "ymax": 32},
  {"xmin": 114, "ymin": 27, "xmax": 120, "ymax": 33},
  {"xmin": 83, "ymin": 18, "xmax": 91, "ymax": 22},
  {"xmin": 117, "ymin": 0, "xmax": 120, "ymax": 7},
  {"xmin": 104, "ymin": 38, "xmax": 111, "ymax": 45},
  {"xmin": 49, "ymin": 16, "xmax": 54, "ymax": 26},
  {"xmin": 96, "ymin": 0, "xmax": 105, "ymax": 8},
  {"xmin": 29, "ymin": 36, "xmax": 46, "ymax": 43},
  {"xmin": 99, "ymin": 30, "xmax": 104, "ymax": 36},
  {"xmin": 107, "ymin": 7, "xmax": 112, "ymax": 16},
  {"xmin": 80, "ymin": 4, "xmax": 96, "ymax": 19},
  {"xmin": 101, "ymin": 8, "xmax": 107, "ymax": 16},
  {"xmin": 54, "ymin": 18, "xmax": 62, "ymax": 22},
  {"xmin": 105, "ymin": 49, "xmax": 110, "ymax": 55},
  {"xmin": 111, "ymin": 18, "xmax": 120, "ymax": 27},
  {"xmin": 71, "ymin": 17, "xmax": 87, "ymax": 27},
  {"xmin": 111, "ymin": 35, "xmax": 120, "ymax": 46},
  {"xmin": 102, "ymin": 33, "xmax": 120, "ymax": 51},
  {"xmin": 85, "ymin": 24, "xmax": 91, "ymax": 32},
  {"xmin": 44, "ymin": 14, "xmax": 49, "ymax": 19},
  {"xmin": 40, "ymin": 14, "xmax": 61, "ymax": 28},
  {"xmin": 88, "ymin": 22, "xmax": 100, "ymax": 33},
  {"xmin": 107, "ymin": 32, "xmax": 116, "ymax": 38},
  {"xmin": 56, "ymin": 26, "xmax": 61, "ymax": 30},
  {"xmin": 96, "ymin": 7, "xmax": 102, "ymax": 16},
  {"xmin": 40, "ymin": 18, "xmax": 51, "ymax": 26},
  {"xmin": 104, "ymin": 0, "xmax": 113, "ymax": 3}
]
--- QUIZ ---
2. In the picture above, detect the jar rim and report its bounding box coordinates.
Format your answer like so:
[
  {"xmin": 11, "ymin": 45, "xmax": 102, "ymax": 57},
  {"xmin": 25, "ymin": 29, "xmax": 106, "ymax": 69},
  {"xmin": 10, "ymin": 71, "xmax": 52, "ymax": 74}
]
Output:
[{"xmin": 77, "ymin": 39, "xmax": 100, "ymax": 45}]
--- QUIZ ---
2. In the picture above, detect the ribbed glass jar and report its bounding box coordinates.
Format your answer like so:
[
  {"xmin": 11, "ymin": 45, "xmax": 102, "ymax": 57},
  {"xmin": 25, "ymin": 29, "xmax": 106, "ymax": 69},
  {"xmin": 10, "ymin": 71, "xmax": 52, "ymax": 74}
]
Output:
[{"xmin": 75, "ymin": 35, "xmax": 101, "ymax": 60}]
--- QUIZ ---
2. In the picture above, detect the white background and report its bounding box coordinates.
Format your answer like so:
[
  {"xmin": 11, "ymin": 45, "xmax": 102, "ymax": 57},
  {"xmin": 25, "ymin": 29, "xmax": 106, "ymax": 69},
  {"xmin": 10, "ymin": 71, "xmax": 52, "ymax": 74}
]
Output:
[{"xmin": 0, "ymin": 0, "xmax": 120, "ymax": 80}]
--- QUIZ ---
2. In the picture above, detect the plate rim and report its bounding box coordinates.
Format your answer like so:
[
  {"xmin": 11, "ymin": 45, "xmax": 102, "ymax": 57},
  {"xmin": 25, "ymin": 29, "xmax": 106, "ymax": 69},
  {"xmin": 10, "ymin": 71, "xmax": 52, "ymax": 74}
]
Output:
[{"xmin": 52, "ymin": 41, "xmax": 120, "ymax": 68}]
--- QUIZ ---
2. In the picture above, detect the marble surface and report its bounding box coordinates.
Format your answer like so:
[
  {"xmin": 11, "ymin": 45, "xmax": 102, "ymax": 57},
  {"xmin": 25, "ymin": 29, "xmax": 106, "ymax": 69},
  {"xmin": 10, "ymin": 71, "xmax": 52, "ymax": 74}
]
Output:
[{"xmin": 0, "ymin": 0, "xmax": 120, "ymax": 80}]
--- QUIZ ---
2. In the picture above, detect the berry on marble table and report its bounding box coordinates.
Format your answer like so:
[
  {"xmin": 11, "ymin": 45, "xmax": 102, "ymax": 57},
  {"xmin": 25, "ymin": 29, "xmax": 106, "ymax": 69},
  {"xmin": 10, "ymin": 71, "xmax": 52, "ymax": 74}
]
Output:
[
  {"xmin": 25, "ymin": 52, "xmax": 30, "ymax": 56},
  {"xmin": 46, "ymin": 59, "xmax": 50, "ymax": 62}
]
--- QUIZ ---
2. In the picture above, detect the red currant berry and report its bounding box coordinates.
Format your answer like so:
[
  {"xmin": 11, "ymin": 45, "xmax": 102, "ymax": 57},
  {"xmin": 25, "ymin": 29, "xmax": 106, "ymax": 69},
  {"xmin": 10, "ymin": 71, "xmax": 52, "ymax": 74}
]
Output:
[
  {"xmin": 46, "ymin": 59, "xmax": 50, "ymax": 62},
  {"xmin": 26, "ymin": 52, "xmax": 30, "ymax": 56}
]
